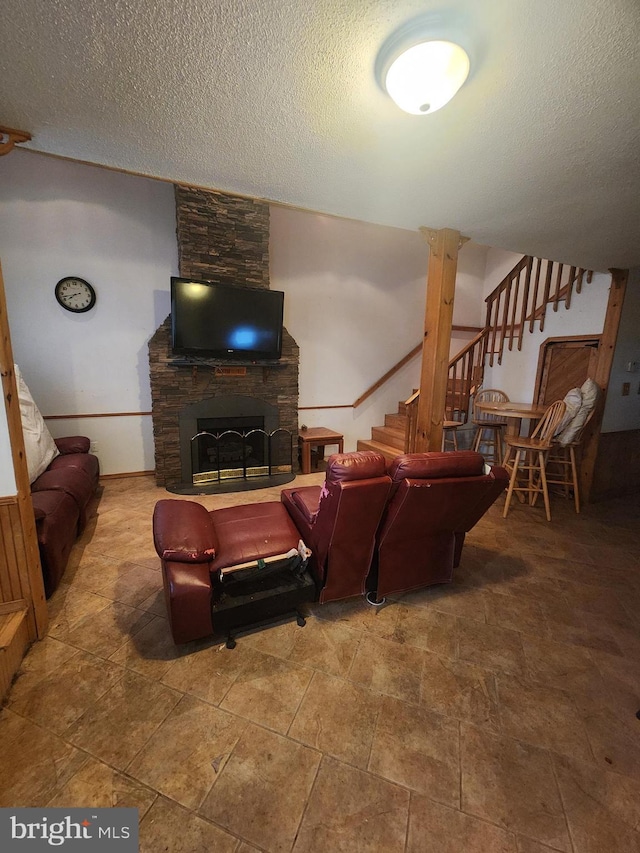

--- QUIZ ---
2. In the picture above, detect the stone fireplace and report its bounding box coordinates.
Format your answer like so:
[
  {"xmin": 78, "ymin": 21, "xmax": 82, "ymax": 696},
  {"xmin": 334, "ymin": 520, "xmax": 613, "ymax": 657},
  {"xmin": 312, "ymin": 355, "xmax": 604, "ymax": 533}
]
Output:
[{"xmin": 149, "ymin": 186, "xmax": 299, "ymax": 491}]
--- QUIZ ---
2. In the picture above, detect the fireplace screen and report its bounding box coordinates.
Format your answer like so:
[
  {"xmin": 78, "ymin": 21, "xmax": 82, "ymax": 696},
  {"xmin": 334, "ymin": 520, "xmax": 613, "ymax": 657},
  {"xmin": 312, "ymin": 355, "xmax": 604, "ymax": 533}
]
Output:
[{"xmin": 191, "ymin": 418, "xmax": 292, "ymax": 485}]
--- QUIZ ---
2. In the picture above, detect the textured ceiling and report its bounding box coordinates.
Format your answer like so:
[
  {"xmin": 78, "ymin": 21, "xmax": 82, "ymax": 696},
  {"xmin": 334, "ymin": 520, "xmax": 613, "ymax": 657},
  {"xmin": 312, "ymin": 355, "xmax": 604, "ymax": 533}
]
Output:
[{"xmin": 2, "ymin": 0, "xmax": 639, "ymax": 272}]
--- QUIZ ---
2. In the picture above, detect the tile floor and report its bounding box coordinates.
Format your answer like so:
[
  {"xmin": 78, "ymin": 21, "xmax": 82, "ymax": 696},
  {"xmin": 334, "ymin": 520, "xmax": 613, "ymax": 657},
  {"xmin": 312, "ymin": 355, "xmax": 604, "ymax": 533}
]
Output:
[{"xmin": 2, "ymin": 473, "xmax": 640, "ymax": 852}]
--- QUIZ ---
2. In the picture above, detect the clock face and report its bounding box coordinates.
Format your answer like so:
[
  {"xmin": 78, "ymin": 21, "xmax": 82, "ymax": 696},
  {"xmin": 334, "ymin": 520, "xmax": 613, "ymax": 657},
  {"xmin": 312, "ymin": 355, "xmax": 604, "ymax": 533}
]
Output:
[{"xmin": 55, "ymin": 277, "xmax": 96, "ymax": 313}]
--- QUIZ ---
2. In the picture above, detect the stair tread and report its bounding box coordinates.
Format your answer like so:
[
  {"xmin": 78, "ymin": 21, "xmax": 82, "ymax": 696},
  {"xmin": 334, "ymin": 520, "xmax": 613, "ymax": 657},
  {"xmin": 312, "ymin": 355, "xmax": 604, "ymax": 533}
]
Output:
[
  {"xmin": 357, "ymin": 439, "xmax": 405, "ymax": 461},
  {"xmin": 0, "ymin": 606, "xmax": 29, "ymax": 650}
]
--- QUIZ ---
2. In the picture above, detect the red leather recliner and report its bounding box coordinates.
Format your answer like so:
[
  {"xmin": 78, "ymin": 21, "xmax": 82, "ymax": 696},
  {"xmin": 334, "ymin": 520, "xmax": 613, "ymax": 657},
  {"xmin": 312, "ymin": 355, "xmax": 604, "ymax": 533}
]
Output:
[
  {"xmin": 367, "ymin": 451, "xmax": 508, "ymax": 600},
  {"xmin": 153, "ymin": 498, "xmax": 314, "ymax": 644},
  {"xmin": 281, "ymin": 451, "xmax": 391, "ymax": 603}
]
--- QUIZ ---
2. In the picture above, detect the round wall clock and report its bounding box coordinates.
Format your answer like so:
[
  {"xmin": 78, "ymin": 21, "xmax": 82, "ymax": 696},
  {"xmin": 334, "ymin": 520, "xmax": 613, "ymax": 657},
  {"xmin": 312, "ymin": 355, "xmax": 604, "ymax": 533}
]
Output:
[{"xmin": 54, "ymin": 276, "xmax": 96, "ymax": 313}]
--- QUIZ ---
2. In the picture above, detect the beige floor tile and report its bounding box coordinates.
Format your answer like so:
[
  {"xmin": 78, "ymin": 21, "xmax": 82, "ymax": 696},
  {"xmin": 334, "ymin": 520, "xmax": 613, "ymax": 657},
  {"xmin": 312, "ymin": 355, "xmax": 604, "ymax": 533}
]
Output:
[
  {"xmin": 484, "ymin": 590, "xmax": 545, "ymax": 636},
  {"xmin": 47, "ymin": 585, "xmax": 113, "ymax": 636},
  {"xmin": 420, "ymin": 652, "xmax": 501, "ymax": 732},
  {"xmin": 287, "ymin": 615, "xmax": 361, "ymax": 677},
  {"xmin": 160, "ymin": 641, "xmax": 253, "ymax": 705},
  {"xmin": 515, "ymin": 838, "xmax": 564, "ymax": 853},
  {"xmin": 553, "ymin": 753, "xmax": 640, "ymax": 853},
  {"xmin": 220, "ymin": 649, "xmax": 313, "ymax": 733},
  {"xmin": 392, "ymin": 603, "xmax": 457, "ymax": 658},
  {"xmin": 349, "ymin": 634, "xmax": 425, "ymax": 704},
  {"xmin": 94, "ymin": 563, "xmax": 163, "ymax": 607},
  {"xmin": 46, "ymin": 755, "xmax": 157, "ymax": 816},
  {"xmin": 541, "ymin": 600, "xmax": 625, "ymax": 657},
  {"xmin": 311, "ymin": 596, "xmax": 400, "ymax": 639},
  {"xmin": 589, "ymin": 648, "xmax": 640, "ymax": 716},
  {"xmin": 65, "ymin": 670, "xmax": 182, "ymax": 770},
  {"xmin": 458, "ymin": 618, "xmax": 527, "ymax": 676},
  {"xmin": 16, "ymin": 635, "xmax": 81, "ymax": 678},
  {"xmin": 0, "ymin": 709, "xmax": 89, "ymax": 807},
  {"xmin": 292, "ymin": 755, "xmax": 409, "ymax": 852},
  {"xmin": 575, "ymin": 696, "xmax": 640, "ymax": 782},
  {"xmin": 56, "ymin": 600, "xmax": 154, "ymax": 658},
  {"xmin": 239, "ymin": 618, "xmax": 300, "ymax": 658},
  {"xmin": 461, "ymin": 723, "xmax": 571, "ymax": 851},
  {"xmin": 127, "ymin": 694, "xmax": 247, "ymax": 810},
  {"xmin": 135, "ymin": 588, "xmax": 168, "ymax": 617},
  {"xmin": 288, "ymin": 671, "xmax": 381, "ymax": 769},
  {"xmin": 110, "ymin": 615, "xmax": 185, "ymax": 680},
  {"xmin": 201, "ymin": 723, "xmax": 321, "ymax": 851},
  {"xmin": 521, "ymin": 634, "xmax": 606, "ymax": 699},
  {"xmin": 8, "ymin": 650, "xmax": 123, "ymax": 735},
  {"xmin": 368, "ymin": 695, "xmax": 460, "ymax": 806},
  {"xmin": 496, "ymin": 673, "xmax": 594, "ymax": 763},
  {"xmin": 407, "ymin": 794, "xmax": 518, "ymax": 853},
  {"xmin": 3, "ymin": 476, "xmax": 639, "ymax": 850},
  {"xmin": 397, "ymin": 583, "xmax": 488, "ymax": 623},
  {"xmin": 140, "ymin": 796, "xmax": 238, "ymax": 853}
]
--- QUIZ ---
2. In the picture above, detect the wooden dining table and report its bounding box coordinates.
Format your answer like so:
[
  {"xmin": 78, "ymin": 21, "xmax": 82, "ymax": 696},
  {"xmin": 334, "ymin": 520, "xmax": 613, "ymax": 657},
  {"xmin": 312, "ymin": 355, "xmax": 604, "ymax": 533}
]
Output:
[{"xmin": 474, "ymin": 400, "xmax": 548, "ymax": 437}]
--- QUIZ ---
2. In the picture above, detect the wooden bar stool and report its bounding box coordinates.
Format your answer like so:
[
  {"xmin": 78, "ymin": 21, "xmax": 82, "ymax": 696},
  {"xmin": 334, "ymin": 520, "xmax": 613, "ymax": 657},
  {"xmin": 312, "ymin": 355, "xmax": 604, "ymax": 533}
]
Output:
[
  {"xmin": 472, "ymin": 389, "xmax": 509, "ymax": 464},
  {"xmin": 502, "ymin": 400, "xmax": 566, "ymax": 522}
]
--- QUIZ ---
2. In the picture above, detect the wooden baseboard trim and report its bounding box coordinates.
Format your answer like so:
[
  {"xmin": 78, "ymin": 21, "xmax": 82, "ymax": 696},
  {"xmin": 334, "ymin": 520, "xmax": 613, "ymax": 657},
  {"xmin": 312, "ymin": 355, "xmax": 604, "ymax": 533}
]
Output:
[{"xmin": 99, "ymin": 471, "xmax": 155, "ymax": 481}]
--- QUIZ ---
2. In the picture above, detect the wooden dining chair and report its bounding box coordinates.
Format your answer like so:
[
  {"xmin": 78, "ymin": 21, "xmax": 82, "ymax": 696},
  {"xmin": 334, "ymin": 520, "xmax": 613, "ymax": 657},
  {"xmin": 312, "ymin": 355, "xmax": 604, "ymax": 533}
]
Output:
[
  {"xmin": 471, "ymin": 389, "xmax": 509, "ymax": 464},
  {"xmin": 545, "ymin": 406, "xmax": 596, "ymax": 514},
  {"xmin": 502, "ymin": 400, "xmax": 566, "ymax": 522}
]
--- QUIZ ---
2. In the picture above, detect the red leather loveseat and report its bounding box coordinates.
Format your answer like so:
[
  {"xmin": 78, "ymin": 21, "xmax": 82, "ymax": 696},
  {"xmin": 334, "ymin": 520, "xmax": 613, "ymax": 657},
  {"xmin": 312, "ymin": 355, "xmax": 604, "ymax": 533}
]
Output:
[
  {"xmin": 31, "ymin": 436, "xmax": 100, "ymax": 597},
  {"xmin": 153, "ymin": 450, "xmax": 507, "ymax": 645}
]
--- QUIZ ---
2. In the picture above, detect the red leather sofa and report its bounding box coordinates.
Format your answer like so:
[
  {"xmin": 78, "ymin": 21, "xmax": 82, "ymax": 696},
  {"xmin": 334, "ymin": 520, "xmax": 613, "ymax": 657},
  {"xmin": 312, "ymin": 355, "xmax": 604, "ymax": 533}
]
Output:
[
  {"xmin": 152, "ymin": 450, "xmax": 507, "ymax": 644},
  {"xmin": 280, "ymin": 451, "xmax": 391, "ymax": 602},
  {"xmin": 369, "ymin": 451, "xmax": 509, "ymax": 600},
  {"xmin": 30, "ymin": 436, "xmax": 100, "ymax": 597}
]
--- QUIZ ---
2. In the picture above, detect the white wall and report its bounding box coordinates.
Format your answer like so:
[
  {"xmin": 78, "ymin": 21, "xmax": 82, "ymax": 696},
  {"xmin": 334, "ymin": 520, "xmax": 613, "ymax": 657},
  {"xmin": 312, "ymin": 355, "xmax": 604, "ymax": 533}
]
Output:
[
  {"xmin": 270, "ymin": 207, "xmax": 428, "ymax": 450},
  {"xmin": 0, "ymin": 150, "xmax": 178, "ymax": 474},
  {"xmin": 2, "ymin": 151, "xmax": 456, "ymax": 468},
  {"xmin": 601, "ymin": 267, "xmax": 640, "ymax": 433}
]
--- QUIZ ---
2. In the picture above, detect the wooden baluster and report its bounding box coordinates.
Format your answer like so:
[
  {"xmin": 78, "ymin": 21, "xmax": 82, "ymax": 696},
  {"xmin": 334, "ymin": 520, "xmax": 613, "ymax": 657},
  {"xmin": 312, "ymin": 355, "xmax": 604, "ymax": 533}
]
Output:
[
  {"xmin": 498, "ymin": 278, "xmax": 512, "ymax": 364},
  {"xmin": 529, "ymin": 257, "xmax": 542, "ymax": 332},
  {"xmin": 553, "ymin": 262, "xmax": 564, "ymax": 311},
  {"xmin": 576, "ymin": 269, "xmax": 585, "ymax": 293},
  {"xmin": 565, "ymin": 266, "xmax": 576, "ymax": 309},
  {"xmin": 518, "ymin": 256, "xmax": 533, "ymax": 349},
  {"xmin": 539, "ymin": 260, "xmax": 554, "ymax": 332},
  {"xmin": 508, "ymin": 267, "xmax": 521, "ymax": 351}
]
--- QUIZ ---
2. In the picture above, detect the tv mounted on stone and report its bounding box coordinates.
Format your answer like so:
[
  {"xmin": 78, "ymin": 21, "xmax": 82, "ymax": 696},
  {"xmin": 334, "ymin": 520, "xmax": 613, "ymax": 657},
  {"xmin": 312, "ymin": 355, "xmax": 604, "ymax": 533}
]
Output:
[{"xmin": 170, "ymin": 277, "xmax": 284, "ymax": 362}]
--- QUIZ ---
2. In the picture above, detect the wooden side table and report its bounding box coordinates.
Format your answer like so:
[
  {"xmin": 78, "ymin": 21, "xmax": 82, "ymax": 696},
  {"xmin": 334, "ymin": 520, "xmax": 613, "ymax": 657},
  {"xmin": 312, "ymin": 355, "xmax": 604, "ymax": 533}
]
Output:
[{"xmin": 298, "ymin": 427, "xmax": 344, "ymax": 474}]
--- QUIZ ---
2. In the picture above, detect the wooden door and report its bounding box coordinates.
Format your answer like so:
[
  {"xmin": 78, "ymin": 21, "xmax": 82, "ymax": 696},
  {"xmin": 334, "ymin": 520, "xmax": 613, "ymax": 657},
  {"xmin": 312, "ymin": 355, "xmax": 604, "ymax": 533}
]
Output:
[{"xmin": 535, "ymin": 336, "xmax": 600, "ymax": 405}]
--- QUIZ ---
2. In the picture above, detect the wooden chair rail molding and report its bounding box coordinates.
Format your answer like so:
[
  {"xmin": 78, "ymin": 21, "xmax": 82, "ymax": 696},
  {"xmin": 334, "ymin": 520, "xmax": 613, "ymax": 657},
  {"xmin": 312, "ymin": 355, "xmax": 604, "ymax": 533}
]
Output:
[
  {"xmin": 0, "ymin": 125, "xmax": 32, "ymax": 156},
  {"xmin": 44, "ymin": 411, "xmax": 152, "ymax": 420}
]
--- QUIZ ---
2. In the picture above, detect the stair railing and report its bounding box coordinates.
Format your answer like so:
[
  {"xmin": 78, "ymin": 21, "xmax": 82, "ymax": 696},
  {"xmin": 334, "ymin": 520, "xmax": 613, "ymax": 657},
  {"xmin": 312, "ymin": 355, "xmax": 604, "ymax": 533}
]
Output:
[{"xmin": 405, "ymin": 255, "xmax": 592, "ymax": 452}]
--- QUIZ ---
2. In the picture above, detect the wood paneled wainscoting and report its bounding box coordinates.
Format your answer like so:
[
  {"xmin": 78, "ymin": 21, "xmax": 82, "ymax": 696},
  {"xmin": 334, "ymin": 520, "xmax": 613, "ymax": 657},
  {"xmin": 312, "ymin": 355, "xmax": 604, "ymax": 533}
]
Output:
[{"xmin": 591, "ymin": 429, "xmax": 640, "ymax": 501}]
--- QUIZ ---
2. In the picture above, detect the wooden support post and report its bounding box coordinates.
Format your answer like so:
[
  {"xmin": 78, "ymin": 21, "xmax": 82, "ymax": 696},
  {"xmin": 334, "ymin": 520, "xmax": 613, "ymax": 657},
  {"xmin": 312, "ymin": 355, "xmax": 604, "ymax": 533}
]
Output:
[
  {"xmin": 0, "ymin": 261, "xmax": 48, "ymax": 639},
  {"xmin": 415, "ymin": 227, "xmax": 468, "ymax": 452},
  {"xmin": 580, "ymin": 268, "xmax": 628, "ymax": 504}
]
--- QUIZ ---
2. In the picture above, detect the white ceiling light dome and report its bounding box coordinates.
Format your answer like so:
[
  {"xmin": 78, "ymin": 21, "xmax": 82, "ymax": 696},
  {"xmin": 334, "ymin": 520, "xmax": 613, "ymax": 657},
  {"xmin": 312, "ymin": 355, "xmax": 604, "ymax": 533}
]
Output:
[{"xmin": 376, "ymin": 14, "xmax": 473, "ymax": 115}]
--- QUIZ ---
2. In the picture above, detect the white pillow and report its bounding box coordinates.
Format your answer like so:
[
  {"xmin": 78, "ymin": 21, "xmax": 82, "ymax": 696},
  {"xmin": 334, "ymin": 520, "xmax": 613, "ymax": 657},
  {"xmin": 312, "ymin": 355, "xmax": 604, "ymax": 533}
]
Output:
[
  {"xmin": 14, "ymin": 364, "xmax": 59, "ymax": 484},
  {"xmin": 556, "ymin": 378, "xmax": 600, "ymax": 446},
  {"xmin": 555, "ymin": 387, "xmax": 582, "ymax": 435}
]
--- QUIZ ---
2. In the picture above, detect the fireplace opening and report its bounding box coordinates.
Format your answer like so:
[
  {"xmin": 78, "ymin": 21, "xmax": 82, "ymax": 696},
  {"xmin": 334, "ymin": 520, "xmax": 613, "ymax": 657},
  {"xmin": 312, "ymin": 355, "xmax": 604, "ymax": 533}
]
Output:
[
  {"xmin": 171, "ymin": 393, "xmax": 296, "ymax": 494},
  {"xmin": 191, "ymin": 420, "xmax": 293, "ymax": 486},
  {"xmin": 193, "ymin": 416, "xmax": 266, "ymax": 483}
]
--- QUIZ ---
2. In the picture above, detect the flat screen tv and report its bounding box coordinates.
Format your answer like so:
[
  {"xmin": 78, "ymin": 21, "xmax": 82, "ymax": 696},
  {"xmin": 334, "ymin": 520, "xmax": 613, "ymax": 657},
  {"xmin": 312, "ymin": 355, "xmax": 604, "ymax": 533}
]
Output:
[{"xmin": 170, "ymin": 277, "xmax": 284, "ymax": 361}]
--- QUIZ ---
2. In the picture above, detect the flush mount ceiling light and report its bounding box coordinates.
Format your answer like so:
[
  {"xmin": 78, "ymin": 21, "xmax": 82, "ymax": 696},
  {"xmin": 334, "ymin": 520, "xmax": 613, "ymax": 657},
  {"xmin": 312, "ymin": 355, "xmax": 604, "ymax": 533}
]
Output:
[{"xmin": 376, "ymin": 16, "xmax": 471, "ymax": 115}]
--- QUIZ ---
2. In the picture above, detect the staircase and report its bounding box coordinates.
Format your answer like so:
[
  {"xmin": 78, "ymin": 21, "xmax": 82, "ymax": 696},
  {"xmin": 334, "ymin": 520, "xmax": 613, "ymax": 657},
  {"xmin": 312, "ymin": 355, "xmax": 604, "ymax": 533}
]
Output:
[
  {"xmin": 357, "ymin": 401, "xmax": 411, "ymax": 463},
  {"xmin": 357, "ymin": 255, "xmax": 593, "ymax": 460}
]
